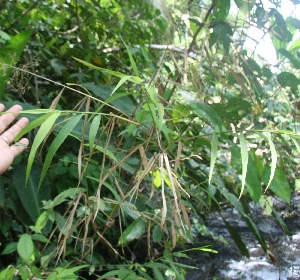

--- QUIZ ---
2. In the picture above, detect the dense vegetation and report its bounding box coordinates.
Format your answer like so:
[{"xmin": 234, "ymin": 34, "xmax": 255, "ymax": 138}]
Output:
[{"xmin": 0, "ymin": 0, "xmax": 299, "ymax": 279}]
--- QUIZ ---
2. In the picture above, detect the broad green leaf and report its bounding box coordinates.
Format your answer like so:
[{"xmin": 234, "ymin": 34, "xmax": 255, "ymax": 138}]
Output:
[
  {"xmin": 209, "ymin": 133, "xmax": 218, "ymax": 185},
  {"xmin": 35, "ymin": 212, "xmax": 49, "ymax": 232},
  {"xmin": 262, "ymin": 167, "xmax": 290, "ymax": 203},
  {"xmin": 26, "ymin": 111, "xmax": 61, "ymax": 184},
  {"xmin": 19, "ymin": 267, "xmax": 30, "ymax": 280},
  {"xmin": 210, "ymin": 21, "xmax": 233, "ymax": 53},
  {"xmin": 13, "ymin": 164, "xmax": 50, "ymax": 222},
  {"xmin": 17, "ymin": 234, "xmax": 35, "ymax": 264},
  {"xmin": 118, "ymin": 218, "xmax": 146, "ymax": 246},
  {"xmin": 39, "ymin": 114, "xmax": 83, "ymax": 187},
  {"xmin": 211, "ymin": 97, "xmax": 252, "ymax": 124},
  {"xmin": 0, "ymin": 267, "xmax": 15, "ymax": 280},
  {"xmin": 277, "ymin": 71, "xmax": 300, "ymax": 89},
  {"xmin": 270, "ymin": 9, "xmax": 293, "ymax": 42},
  {"xmin": 152, "ymin": 225, "xmax": 163, "ymax": 243},
  {"xmin": 246, "ymin": 153, "xmax": 262, "ymax": 203},
  {"xmin": 89, "ymin": 114, "xmax": 101, "ymax": 152},
  {"xmin": 84, "ymin": 82, "xmax": 136, "ymax": 114},
  {"xmin": 73, "ymin": 57, "xmax": 142, "ymax": 83},
  {"xmin": 0, "ymin": 30, "xmax": 32, "ymax": 98},
  {"xmin": 238, "ymin": 133, "xmax": 248, "ymax": 199},
  {"xmin": 2, "ymin": 242, "xmax": 17, "ymax": 255},
  {"xmin": 191, "ymin": 103, "xmax": 223, "ymax": 132}
]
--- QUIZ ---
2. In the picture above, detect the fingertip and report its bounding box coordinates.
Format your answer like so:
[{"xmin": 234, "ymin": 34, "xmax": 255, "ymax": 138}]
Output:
[
  {"xmin": 19, "ymin": 138, "xmax": 29, "ymax": 146},
  {"xmin": 11, "ymin": 104, "xmax": 23, "ymax": 111},
  {"xmin": 20, "ymin": 116, "xmax": 30, "ymax": 125},
  {"xmin": 0, "ymin": 104, "xmax": 5, "ymax": 111}
]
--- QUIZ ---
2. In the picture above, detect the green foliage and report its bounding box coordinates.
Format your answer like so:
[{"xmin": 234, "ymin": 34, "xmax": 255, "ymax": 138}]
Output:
[{"xmin": 0, "ymin": 0, "xmax": 299, "ymax": 279}]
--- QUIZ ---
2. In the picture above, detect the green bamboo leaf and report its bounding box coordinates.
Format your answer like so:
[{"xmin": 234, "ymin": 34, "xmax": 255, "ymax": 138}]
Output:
[
  {"xmin": 15, "ymin": 112, "xmax": 55, "ymax": 141},
  {"xmin": 121, "ymin": 38, "xmax": 139, "ymax": 76},
  {"xmin": 221, "ymin": 216, "xmax": 249, "ymax": 257},
  {"xmin": 265, "ymin": 134, "xmax": 278, "ymax": 192},
  {"xmin": 44, "ymin": 188, "xmax": 86, "ymax": 209},
  {"xmin": 39, "ymin": 114, "xmax": 83, "ymax": 187},
  {"xmin": 26, "ymin": 112, "xmax": 61, "ymax": 184},
  {"xmin": 111, "ymin": 75, "xmax": 134, "ymax": 95},
  {"xmin": 89, "ymin": 114, "xmax": 101, "ymax": 152},
  {"xmin": 73, "ymin": 57, "xmax": 142, "ymax": 83},
  {"xmin": 146, "ymin": 87, "xmax": 164, "ymax": 132},
  {"xmin": 118, "ymin": 218, "xmax": 146, "ymax": 246},
  {"xmin": 17, "ymin": 234, "xmax": 35, "ymax": 264},
  {"xmin": 238, "ymin": 133, "xmax": 248, "ymax": 199},
  {"xmin": 209, "ymin": 133, "xmax": 218, "ymax": 185}
]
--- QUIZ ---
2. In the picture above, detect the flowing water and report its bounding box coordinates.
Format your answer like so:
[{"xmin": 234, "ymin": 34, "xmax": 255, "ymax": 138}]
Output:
[{"xmin": 185, "ymin": 194, "xmax": 300, "ymax": 280}]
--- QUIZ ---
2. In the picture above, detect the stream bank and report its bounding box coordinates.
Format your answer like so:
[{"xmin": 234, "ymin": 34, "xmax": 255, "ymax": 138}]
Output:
[{"xmin": 185, "ymin": 194, "xmax": 300, "ymax": 280}]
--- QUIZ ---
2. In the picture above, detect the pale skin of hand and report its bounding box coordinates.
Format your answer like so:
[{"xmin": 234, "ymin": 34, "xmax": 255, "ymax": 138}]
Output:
[{"xmin": 0, "ymin": 104, "xmax": 29, "ymax": 175}]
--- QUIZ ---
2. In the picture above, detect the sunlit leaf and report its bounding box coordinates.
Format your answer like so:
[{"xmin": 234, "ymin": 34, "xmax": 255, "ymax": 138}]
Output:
[
  {"xmin": 39, "ymin": 114, "xmax": 83, "ymax": 187},
  {"xmin": 238, "ymin": 133, "xmax": 248, "ymax": 199},
  {"xmin": 121, "ymin": 38, "xmax": 139, "ymax": 76},
  {"xmin": 265, "ymin": 134, "xmax": 278, "ymax": 192},
  {"xmin": 89, "ymin": 114, "xmax": 101, "ymax": 152},
  {"xmin": 209, "ymin": 133, "xmax": 218, "ymax": 185},
  {"xmin": 26, "ymin": 111, "xmax": 61, "ymax": 184}
]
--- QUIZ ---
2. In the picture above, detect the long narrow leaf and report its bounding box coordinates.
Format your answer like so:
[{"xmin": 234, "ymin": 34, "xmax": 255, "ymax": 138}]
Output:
[
  {"xmin": 15, "ymin": 112, "xmax": 55, "ymax": 141},
  {"xmin": 39, "ymin": 114, "xmax": 83, "ymax": 187},
  {"xmin": 265, "ymin": 134, "xmax": 277, "ymax": 191},
  {"xmin": 209, "ymin": 133, "xmax": 218, "ymax": 185},
  {"xmin": 89, "ymin": 114, "xmax": 101, "ymax": 152},
  {"xmin": 26, "ymin": 112, "xmax": 61, "ymax": 184},
  {"xmin": 121, "ymin": 38, "xmax": 139, "ymax": 76},
  {"xmin": 238, "ymin": 133, "xmax": 248, "ymax": 199},
  {"xmin": 73, "ymin": 57, "xmax": 142, "ymax": 83},
  {"xmin": 111, "ymin": 75, "xmax": 134, "ymax": 95}
]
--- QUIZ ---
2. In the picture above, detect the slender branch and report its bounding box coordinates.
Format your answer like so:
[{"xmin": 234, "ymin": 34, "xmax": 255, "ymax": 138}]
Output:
[
  {"xmin": 187, "ymin": 1, "xmax": 216, "ymax": 53},
  {"xmin": 165, "ymin": 1, "xmax": 217, "ymax": 102}
]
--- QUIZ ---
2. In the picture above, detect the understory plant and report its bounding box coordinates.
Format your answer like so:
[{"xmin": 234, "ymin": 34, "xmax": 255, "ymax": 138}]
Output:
[{"xmin": 0, "ymin": 0, "xmax": 299, "ymax": 279}]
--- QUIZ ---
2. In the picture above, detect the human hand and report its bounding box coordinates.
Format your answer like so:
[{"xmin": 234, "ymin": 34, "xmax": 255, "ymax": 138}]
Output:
[{"xmin": 0, "ymin": 104, "xmax": 29, "ymax": 175}]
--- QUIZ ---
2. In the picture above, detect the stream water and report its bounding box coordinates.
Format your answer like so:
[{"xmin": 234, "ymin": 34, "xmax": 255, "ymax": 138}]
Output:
[{"xmin": 185, "ymin": 193, "xmax": 300, "ymax": 280}]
